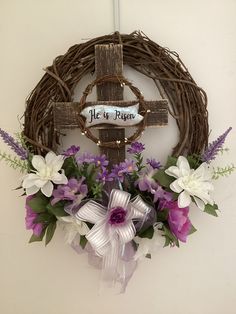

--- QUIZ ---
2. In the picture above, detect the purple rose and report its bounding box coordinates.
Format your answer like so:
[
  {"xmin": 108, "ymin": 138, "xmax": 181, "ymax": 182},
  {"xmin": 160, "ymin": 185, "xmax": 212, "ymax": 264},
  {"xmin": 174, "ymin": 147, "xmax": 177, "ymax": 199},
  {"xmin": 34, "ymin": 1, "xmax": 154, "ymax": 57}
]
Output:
[
  {"xmin": 161, "ymin": 200, "xmax": 191, "ymax": 242},
  {"xmin": 25, "ymin": 196, "xmax": 43, "ymax": 236}
]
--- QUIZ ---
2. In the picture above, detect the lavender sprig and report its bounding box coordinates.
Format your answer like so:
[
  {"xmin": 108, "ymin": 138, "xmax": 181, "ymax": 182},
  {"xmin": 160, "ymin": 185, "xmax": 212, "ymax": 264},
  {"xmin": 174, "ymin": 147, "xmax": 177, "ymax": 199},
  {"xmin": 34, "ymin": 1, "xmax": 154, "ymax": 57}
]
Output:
[
  {"xmin": 202, "ymin": 127, "xmax": 232, "ymax": 163},
  {"xmin": 0, "ymin": 128, "xmax": 28, "ymax": 160}
]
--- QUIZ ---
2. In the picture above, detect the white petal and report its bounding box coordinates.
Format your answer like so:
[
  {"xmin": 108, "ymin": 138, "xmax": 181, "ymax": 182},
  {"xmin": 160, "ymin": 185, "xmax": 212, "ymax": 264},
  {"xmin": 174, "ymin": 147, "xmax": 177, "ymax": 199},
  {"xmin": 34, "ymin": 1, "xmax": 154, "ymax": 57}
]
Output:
[
  {"xmin": 170, "ymin": 179, "xmax": 183, "ymax": 193},
  {"xmin": 45, "ymin": 151, "xmax": 57, "ymax": 164},
  {"xmin": 52, "ymin": 172, "xmax": 68, "ymax": 185},
  {"xmin": 32, "ymin": 155, "xmax": 46, "ymax": 171},
  {"xmin": 177, "ymin": 156, "xmax": 191, "ymax": 176},
  {"xmin": 108, "ymin": 189, "xmax": 130, "ymax": 210},
  {"xmin": 22, "ymin": 173, "xmax": 39, "ymax": 188},
  {"xmin": 41, "ymin": 181, "xmax": 54, "ymax": 197},
  {"xmin": 165, "ymin": 166, "xmax": 180, "ymax": 178},
  {"xmin": 26, "ymin": 185, "xmax": 40, "ymax": 195},
  {"xmin": 116, "ymin": 222, "xmax": 135, "ymax": 243},
  {"xmin": 193, "ymin": 196, "xmax": 205, "ymax": 210},
  {"xmin": 45, "ymin": 152, "xmax": 64, "ymax": 172},
  {"xmin": 178, "ymin": 191, "xmax": 191, "ymax": 208}
]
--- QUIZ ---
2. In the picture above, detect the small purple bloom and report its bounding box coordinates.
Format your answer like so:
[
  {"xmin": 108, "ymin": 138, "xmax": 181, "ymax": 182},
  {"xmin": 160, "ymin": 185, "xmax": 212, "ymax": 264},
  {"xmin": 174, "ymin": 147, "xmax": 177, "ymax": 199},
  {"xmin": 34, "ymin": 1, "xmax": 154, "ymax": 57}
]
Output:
[
  {"xmin": 202, "ymin": 127, "xmax": 232, "ymax": 163},
  {"xmin": 111, "ymin": 164, "xmax": 126, "ymax": 183},
  {"xmin": 151, "ymin": 186, "xmax": 172, "ymax": 203},
  {"xmin": 108, "ymin": 206, "xmax": 127, "ymax": 225},
  {"xmin": 136, "ymin": 167, "xmax": 158, "ymax": 192},
  {"xmin": 127, "ymin": 142, "xmax": 145, "ymax": 154},
  {"xmin": 94, "ymin": 154, "xmax": 109, "ymax": 168},
  {"xmin": 120, "ymin": 159, "xmax": 138, "ymax": 173},
  {"xmin": 97, "ymin": 169, "xmax": 114, "ymax": 184},
  {"xmin": 0, "ymin": 128, "xmax": 28, "ymax": 160},
  {"xmin": 63, "ymin": 145, "xmax": 80, "ymax": 157},
  {"xmin": 76, "ymin": 152, "xmax": 95, "ymax": 164},
  {"xmin": 160, "ymin": 200, "xmax": 191, "ymax": 243},
  {"xmin": 146, "ymin": 158, "xmax": 161, "ymax": 169},
  {"xmin": 25, "ymin": 196, "xmax": 43, "ymax": 236},
  {"xmin": 51, "ymin": 177, "xmax": 88, "ymax": 205}
]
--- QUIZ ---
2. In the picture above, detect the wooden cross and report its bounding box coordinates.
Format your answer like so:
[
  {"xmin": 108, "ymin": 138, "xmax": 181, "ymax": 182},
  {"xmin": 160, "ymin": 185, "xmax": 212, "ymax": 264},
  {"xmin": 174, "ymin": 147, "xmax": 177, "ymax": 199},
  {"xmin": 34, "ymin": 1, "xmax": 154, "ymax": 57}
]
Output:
[{"xmin": 53, "ymin": 44, "xmax": 168, "ymax": 165}]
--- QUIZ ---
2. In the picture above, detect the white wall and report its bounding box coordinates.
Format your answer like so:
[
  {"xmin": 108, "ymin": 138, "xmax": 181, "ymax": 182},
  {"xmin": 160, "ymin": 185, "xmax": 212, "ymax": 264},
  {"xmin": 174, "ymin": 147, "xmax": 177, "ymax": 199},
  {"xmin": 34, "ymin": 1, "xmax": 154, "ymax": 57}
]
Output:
[{"xmin": 0, "ymin": 1, "xmax": 236, "ymax": 313}]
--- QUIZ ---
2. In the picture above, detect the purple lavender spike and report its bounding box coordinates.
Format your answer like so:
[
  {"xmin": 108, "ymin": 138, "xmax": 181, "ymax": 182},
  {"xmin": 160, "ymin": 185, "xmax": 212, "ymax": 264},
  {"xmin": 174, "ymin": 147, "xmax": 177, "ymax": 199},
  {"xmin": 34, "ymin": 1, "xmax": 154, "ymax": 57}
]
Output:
[
  {"xmin": 202, "ymin": 127, "xmax": 232, "ymax": 163},
  {"xmin": 0, "ymin": 128, "xmax": 28, "ymax": 160}
]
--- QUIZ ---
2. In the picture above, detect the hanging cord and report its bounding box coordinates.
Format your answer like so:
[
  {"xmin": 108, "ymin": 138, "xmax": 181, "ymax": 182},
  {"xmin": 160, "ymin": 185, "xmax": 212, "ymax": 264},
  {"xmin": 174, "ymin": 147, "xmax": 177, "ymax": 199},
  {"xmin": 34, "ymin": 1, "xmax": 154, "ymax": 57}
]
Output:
[{"xmin": 113, "ymin": 0, "xmax": 120, "ymax": 32}]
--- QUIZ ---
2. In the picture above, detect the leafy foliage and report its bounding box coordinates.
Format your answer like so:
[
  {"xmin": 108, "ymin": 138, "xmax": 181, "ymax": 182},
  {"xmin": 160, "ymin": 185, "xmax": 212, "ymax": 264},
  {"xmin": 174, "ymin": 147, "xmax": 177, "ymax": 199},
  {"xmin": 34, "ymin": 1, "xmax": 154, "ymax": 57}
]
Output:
[
  {"xmin": 212, "ymin": 164, "xmax": 236, "ymax": 180},
  {"xmin": 204, "ymin": 203, "xmax": 219, "ymax": 217},
  {"xmin": 0, "ymin": 151, "xmax": 28, "ymax": 173}
]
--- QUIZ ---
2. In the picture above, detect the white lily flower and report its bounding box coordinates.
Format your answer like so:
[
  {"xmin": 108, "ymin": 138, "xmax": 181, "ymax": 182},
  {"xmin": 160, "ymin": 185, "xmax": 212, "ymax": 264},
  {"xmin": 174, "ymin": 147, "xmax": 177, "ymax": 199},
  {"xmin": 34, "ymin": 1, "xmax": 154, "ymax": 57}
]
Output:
[
  {"xmin": 134, "ymin": 225, "xmax": 165, "ymax": 260},
  {"xmin": 58, "ymin": 216, "xmax": 90, "ymax": 245},
  {"xmin": 22, "ymin": 151, "xmax": 68, "ymax": 197},
  {"xmin": 165, "ymin": 156, "xmax": 214, "ymax": 210}
]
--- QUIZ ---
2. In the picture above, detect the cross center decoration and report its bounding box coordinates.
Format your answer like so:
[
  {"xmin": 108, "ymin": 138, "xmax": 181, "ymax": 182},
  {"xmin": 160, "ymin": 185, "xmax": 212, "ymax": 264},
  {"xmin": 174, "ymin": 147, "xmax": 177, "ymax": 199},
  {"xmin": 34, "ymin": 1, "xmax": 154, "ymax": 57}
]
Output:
[{"xmin": 53, "ymin": 44, "xmax": 168, "ymax": 165}]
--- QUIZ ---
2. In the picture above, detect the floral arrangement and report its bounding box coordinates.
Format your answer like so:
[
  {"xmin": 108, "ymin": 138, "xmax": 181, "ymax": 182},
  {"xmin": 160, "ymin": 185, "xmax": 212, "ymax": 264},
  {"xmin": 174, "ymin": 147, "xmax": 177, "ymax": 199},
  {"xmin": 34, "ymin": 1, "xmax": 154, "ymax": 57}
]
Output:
[{"xmin": 0, "ymin": 127, "xmax": 235, "ymax": 290}]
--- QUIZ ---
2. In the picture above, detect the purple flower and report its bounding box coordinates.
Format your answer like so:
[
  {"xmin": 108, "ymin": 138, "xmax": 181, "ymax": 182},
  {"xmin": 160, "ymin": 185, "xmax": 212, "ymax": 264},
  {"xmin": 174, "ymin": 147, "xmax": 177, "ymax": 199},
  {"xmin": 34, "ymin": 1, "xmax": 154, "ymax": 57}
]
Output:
[
  {"xmin": 63, "ymin": 145, "xmax": 80, "ymax": 157},
  {"xmin": 0, "ymin": 128, "xmax": 28, "ymax": 160},
  {"xmin": 146, "ymin": 158, "xmax": 161, "ymax": 169},
  {"xmin": 25, "ymin": 196, "xmax": 43, "ymax": 236},
  {"xmin": 76, "ymin": 152, "xmax": 95, "ymax": 164},
  {"xmin": 121, "ymin": 159, "xmax": 138, "ymax": 173},
  {"xmin": 111, "ymin": 164, "xmax": 126, "ymax": 183},
  {"xmin": 161, "ymin": 200, "xmax": 191, "ymax": 243},
  {"xmin": 127, "ymin": 142, "xmax": 145, "ymax": 154},
  {"xmin": 94, "ymin": 154, "xmax": 109, "ymax": 168},
  {"xmin": 51, "ymin": 177, "xmax": 88, "ymax": 205},
  {"xmin": 136, "ymin": 167, "xmax": 158, "ymax": 192},
  {"xmin": 111, "ymin": 159, "xmax": 138, "ymax": 182},
  {"xmin": 202, "ymin": 127, "xmax": 232, "ymax": 163},
  {"xmin": 97, "ymin": 169, "xmax": 114, "ymax": 184},
  {"xmin": 151, "ymin": 186, "xmax": 172, "ymax": 203}
]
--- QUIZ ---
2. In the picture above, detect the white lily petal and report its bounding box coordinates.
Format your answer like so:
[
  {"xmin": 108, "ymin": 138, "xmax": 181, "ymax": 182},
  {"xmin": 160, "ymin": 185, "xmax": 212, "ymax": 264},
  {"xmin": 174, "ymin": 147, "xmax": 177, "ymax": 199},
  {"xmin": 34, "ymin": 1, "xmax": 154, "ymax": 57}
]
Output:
[
  {"xmin": 108, "ymin": 189, "xmax": 130, "ymax": 210},
  {"xmin": 41, "ymin": 181, "xmax": 54, "ymax": 197},
  {"xmin": 193, "ymin": 196, "xmax": 205, "ymax": 210},
  {"xmin": 45, "ymin": 151, "xmax": 57, "ymax": 164},
  {"xmin": 22, "ymin": 173, "xmax": 39, "ymax": 188},
  {"xmin": 177, "ymin": 156, "xmax": 191, "ymax": 176},
  {"xmin": 34, "ymin": 178, "xmax": 47, "ymax": 188},
  {"xmin": 26, "ymin": 185, "xmax": 40, "ymax": 195},
  {"xmin": 170, "ymin": 179, "xmax": 183, "ymax": 193},
  {"xmin": 32, "ymin": 155, "xmax": 46, "ymax": 171},
  {"xmin": 116, "ymin": 221, "xmax": 135, "ymax": 243},
  {"xmin": 178, "ymin": 191, "xmax": 191, "ymax": 208},
  {"xmin": 52, "ymin": 172, "xmax": 68, "ymax": 185},
  {"xmin": 165, "ymin": 166, "xmax": 180, "ymax": 178}
]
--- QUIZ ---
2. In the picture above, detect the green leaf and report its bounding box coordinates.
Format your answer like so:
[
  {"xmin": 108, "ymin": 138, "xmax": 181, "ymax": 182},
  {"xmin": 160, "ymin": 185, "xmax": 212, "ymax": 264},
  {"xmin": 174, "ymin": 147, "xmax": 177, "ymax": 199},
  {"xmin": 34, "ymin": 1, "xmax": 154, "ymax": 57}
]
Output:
[
  {"xmin": 162, "ymin": 225, "xmax": 179, "ymax": 247},
  {"xmin": 80, "ymin": 235, "xmax": 88, "ymax": 249},
  {"xmin": 47, "ymin": 203, "xmax": 68, "ymax": 217},
  {"xmin": 156, "ymin": 208, "xmax": 169, "ymax": 222},
  {"xmin": 45, "ymin": 221, "xmax": 57, "ymax": 245},
  {"xmin": 153, "ymin": 169, "xmax": 175, "ymax": 188},
  {"xmin": 29, "ymin": 228, "xmax": 46, "ymax": 243},
  {"xmin": 138, "ymin": 226, "xmax": 154, "ymax": 239},
  {"xmin": 188, "ymin": 224, "xmax": 197, "ymax": 235},
  {"xmin": 27, "ymin": 194, "xmax": 48, "ymax": 213},
  {"xmin": 35, "ymin": 212, "xmax": 54, "ymax": 223},
  {"xmin": 187, "ymin": 155, "xmax": 201, "ymax": 169},
  {"xmin": 204, "ymin": 203, "xmax": 219, "ymax": 217},
  {"xmin": 165, "ymin": 156, "xmax": 177, "ymax": 168}
]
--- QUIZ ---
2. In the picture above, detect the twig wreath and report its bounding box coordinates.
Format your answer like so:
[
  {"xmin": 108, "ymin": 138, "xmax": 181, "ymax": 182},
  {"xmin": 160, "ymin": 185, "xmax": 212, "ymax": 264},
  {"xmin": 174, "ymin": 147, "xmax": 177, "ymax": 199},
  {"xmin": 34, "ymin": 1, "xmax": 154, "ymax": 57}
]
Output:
[
  {"xmin": 0, "ymin": 31, "xmax": 234, "ymax": 292},
  {"xmin": 23, "ymin": 31, "xmax": 208, "ymax": 156}
]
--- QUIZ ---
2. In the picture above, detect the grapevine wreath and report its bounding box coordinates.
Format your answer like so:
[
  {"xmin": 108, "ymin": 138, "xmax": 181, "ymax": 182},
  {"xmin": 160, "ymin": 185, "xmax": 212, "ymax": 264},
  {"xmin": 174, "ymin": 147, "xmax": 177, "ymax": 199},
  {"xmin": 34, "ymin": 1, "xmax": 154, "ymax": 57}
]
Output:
[{"xmin": 0, "ymin": 31, "xmax": 234, "ymax": 292}]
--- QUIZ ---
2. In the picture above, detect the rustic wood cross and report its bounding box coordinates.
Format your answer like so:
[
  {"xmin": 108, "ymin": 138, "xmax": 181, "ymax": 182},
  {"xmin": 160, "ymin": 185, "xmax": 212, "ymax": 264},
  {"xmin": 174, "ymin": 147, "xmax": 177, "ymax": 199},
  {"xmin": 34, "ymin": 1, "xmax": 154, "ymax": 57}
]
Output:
[{"xmin": 53, "ymin": 44, "xmax": 168, "ymax": 165}]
